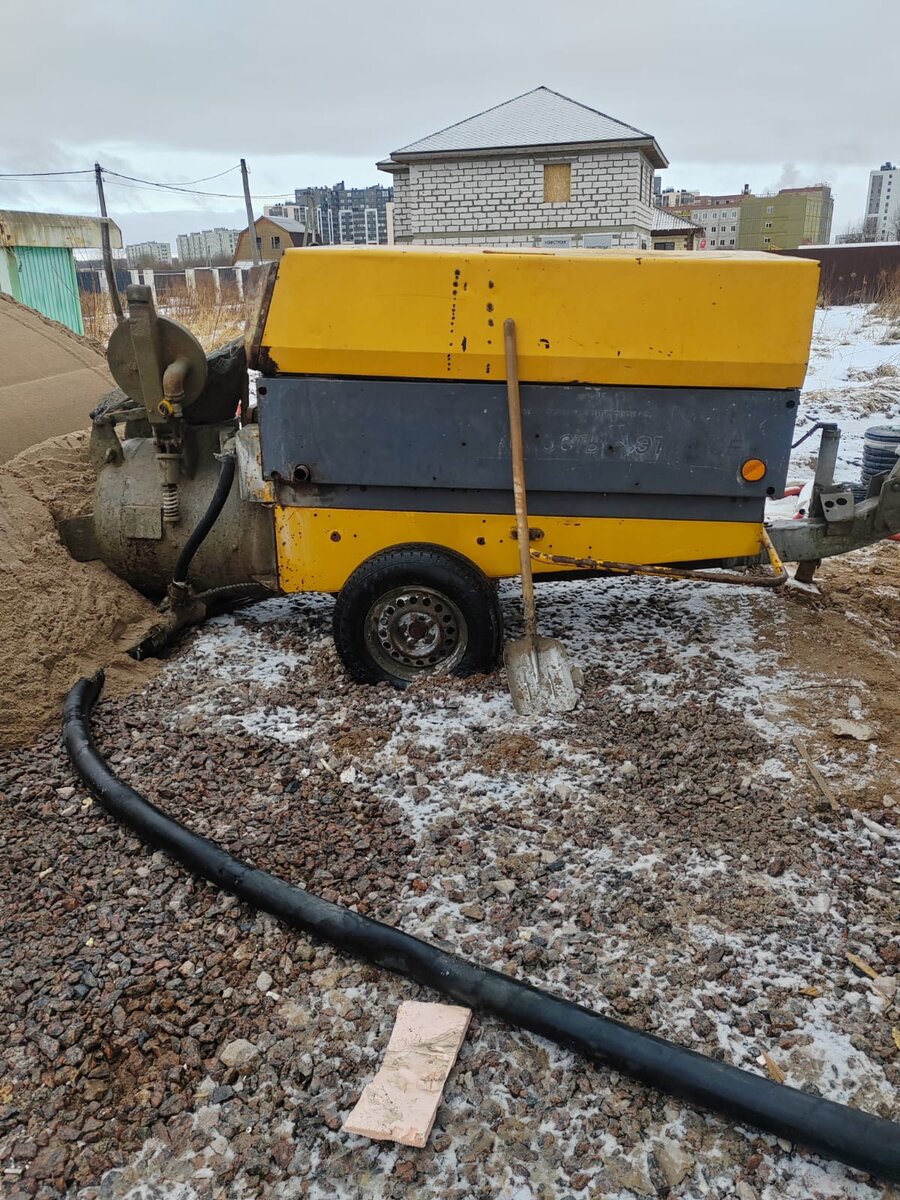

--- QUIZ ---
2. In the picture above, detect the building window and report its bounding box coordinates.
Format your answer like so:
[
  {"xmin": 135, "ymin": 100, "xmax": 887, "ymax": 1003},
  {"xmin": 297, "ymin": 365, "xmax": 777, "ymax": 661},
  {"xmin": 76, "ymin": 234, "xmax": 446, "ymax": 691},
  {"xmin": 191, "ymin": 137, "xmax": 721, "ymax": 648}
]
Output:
[
  {"xmin": 731, "ymin": 225, "xmax": 736, "ymax": 231},
  {"xmin": 764, "ymin": 222, "xmax": 772, "ymax": 229},
  {"xmin": 729, "ymin": 239, "xmax": 735, "ymax": 245},
  {"xmin": 583, "ymin": 233, "xmax": 613, "ymax": 248},
  {"xmin": 543, "ymin": 163, "xmax": 571, "ymax": 204},
  {"xmin": 766, "ymin": 205, "xmax": 774, "ymax": 213},
  {"xmin": 271, "ymin": 235, "xmax": 281, "ymax": 249},
  {"xmin": 656, "ymin": 241, "xmax": 676, "ymax": 250},
  {"xmin": 255, "ymin": 237, "xmax": 262, "ymax": 250},
  {"xmin": 764, "ymin": 236, "xmax": 771, "ymax": 244}
]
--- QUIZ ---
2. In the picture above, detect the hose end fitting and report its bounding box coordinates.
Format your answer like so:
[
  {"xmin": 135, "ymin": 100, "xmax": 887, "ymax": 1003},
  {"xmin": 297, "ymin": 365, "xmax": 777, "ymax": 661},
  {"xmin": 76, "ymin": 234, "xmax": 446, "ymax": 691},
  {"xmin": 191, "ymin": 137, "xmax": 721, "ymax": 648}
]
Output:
[{"xmin": 167, "ymin": 579, "xmax": 192, "ymax": 610}]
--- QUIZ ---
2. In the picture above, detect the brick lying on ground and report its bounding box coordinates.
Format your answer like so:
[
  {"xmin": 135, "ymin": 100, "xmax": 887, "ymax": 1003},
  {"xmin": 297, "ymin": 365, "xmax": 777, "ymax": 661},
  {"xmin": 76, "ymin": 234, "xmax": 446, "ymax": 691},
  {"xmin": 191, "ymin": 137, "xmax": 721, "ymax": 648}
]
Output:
[{"xmin": 342, "ymin": 1001, "xmax": 472, "ymax": 1147}]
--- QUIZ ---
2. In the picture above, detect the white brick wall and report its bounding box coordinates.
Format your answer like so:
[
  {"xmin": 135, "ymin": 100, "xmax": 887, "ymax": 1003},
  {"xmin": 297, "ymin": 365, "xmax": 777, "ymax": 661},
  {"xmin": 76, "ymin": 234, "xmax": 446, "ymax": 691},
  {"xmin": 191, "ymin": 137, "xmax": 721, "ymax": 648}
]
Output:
[{"xmin": 390, "ymin": 150, "xmax": 655, "ymax": 248}]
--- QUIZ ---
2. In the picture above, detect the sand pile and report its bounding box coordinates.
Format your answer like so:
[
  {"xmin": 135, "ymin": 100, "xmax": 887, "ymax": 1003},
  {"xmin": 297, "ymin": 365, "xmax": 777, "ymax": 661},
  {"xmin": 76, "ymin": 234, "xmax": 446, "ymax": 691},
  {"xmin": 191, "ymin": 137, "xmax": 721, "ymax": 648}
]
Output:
[
  {"xmin": 0, "ymin": 431, "xmax": 160, "ymax": 751},
  {"xmin": 0, "ymin": 292, "xmax": 113, "ymax": 464}
]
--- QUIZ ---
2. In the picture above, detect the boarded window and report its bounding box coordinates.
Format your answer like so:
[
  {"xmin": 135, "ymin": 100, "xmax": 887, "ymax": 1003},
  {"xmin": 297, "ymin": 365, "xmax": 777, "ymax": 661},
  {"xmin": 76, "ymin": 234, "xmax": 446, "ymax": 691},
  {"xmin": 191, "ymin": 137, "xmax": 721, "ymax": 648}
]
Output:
[{"xmin": 543, "ymin": 163, "xmax": 571, "ymax": 203}]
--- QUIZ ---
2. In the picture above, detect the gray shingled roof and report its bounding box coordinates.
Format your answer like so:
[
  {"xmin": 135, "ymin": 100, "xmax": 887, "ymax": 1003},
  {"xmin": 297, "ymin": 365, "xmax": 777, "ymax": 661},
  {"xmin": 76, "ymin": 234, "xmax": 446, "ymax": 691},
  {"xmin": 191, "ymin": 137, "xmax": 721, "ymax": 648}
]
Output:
[
  {"xmin": 388, "ymin": 87, "xmax": 665, "ymax": 165},
  {"xmin": 651, "ymin": 208, "xmax": 702, "ymax": 233}
]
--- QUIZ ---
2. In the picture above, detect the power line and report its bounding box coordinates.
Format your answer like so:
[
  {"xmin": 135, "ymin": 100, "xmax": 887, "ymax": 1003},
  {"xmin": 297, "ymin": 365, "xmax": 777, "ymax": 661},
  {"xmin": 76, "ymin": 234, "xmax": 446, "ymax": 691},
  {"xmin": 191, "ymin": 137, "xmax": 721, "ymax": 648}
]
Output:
[
  {"xmin": 101, "ymin": 168, "xmax": 289, "ymax": 200},
  {"xmin": 0, "ymin": 169, "xmax": 94, "ymax": 179},
  {"xmin": 0, "ymin": 164, "xmax": 290, "ymax": 199}
]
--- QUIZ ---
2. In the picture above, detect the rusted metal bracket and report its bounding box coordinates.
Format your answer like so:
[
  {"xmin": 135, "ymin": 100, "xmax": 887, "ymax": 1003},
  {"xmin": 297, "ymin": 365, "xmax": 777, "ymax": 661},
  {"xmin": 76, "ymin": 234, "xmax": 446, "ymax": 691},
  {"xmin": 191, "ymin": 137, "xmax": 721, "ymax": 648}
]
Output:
[{"xmin": 530, "ymin": 528, "xmax": 787, "ymax": 589}]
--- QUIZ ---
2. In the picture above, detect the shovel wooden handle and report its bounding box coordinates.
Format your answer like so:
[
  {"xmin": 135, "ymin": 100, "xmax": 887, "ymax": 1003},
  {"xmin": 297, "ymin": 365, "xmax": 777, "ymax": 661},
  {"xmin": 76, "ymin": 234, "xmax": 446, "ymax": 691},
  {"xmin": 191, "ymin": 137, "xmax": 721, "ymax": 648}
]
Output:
[{"xmin": 504, "ymin": 318, "xmax": 538, "ymax": 646}]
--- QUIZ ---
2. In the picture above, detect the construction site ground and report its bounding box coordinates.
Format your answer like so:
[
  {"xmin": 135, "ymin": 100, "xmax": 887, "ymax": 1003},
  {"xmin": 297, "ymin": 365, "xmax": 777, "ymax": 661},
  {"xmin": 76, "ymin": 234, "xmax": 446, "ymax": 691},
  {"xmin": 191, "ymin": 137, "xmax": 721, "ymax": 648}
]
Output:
[{"xmin": 0, "ymin": 304, "xmax": 898, "ymax": 1199}]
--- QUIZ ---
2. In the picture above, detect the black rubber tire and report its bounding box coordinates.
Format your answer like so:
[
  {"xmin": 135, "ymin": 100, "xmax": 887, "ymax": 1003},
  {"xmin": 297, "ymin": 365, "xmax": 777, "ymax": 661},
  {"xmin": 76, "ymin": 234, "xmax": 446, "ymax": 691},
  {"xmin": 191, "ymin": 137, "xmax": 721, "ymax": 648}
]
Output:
[{"xmin": 333, "ymin": 544, "xmax": 503, "ymax": 687}]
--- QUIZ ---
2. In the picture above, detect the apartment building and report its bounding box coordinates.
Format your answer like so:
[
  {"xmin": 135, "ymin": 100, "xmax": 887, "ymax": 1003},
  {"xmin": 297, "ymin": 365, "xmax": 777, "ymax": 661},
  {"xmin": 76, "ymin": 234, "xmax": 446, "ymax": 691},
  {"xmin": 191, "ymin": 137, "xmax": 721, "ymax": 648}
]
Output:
[
  {"xmin": 125, "ymin": 240, "xmax": 172, "ymax": 268},
  {"xmin": 287, "ymin": 182, "xmax": 393, "ymax": 246},
  {"xmin": 671, "ymin": 190, "xmax": 748, "ymax": 251},
  {"xmin": 265, "ymin": 202, "xmax": 307, "ymax": 227},
  {"xmin": 737, "ymin": 186, "xmax": 833, "ymax": 250},
  {"xmin": 655, "ymin": 185, "xmax": 699, "ymax": 209},
  {"xmin": 864, "ymin": 163, "xmax": 899, "ymax": 241},
  {"xmin": 176, "ymin": 227, "xmax": 241, "ymax": 264}
]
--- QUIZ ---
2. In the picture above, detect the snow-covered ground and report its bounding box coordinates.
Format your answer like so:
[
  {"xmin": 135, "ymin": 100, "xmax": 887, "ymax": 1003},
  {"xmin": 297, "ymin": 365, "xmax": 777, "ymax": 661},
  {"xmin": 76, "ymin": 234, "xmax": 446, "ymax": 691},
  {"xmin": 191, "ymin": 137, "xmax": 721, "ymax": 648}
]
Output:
[{"xmin": 791, "ymin": 304, "xmax": 900, "ymax": 480}]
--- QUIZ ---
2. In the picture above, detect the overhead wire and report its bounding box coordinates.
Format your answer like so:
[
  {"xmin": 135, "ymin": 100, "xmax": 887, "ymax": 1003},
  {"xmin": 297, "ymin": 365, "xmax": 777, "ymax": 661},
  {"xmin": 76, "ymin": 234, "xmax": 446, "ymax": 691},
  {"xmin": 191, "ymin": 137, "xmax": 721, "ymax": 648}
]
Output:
[
  {"xmin": 101, "ymin": 168, "xmax": 290, "ymax": 199},
  {"xmin": 0, "ymin": 168, "xmax": 95, "ymax": 178},
  {"xmin": 0, "ymin": 164, "xmax": 290, "ymax": 201}
]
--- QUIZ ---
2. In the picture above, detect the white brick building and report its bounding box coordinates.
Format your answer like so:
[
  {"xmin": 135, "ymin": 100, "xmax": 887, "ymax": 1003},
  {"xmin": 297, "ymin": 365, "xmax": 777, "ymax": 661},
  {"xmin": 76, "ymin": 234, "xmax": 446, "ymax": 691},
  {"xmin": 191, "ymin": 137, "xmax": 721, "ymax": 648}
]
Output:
[{"xmin": 378, "ymin": 87, "xmax": 667, "ymax": 250}]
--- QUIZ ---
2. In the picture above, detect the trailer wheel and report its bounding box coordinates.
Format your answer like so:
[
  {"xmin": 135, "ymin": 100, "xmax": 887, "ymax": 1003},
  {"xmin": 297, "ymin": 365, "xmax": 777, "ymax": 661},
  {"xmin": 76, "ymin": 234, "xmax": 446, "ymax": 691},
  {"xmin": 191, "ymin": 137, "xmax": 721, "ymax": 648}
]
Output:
[{"xmin": 333, "ymin": 545, "xmax": 503, "ymax": 687}]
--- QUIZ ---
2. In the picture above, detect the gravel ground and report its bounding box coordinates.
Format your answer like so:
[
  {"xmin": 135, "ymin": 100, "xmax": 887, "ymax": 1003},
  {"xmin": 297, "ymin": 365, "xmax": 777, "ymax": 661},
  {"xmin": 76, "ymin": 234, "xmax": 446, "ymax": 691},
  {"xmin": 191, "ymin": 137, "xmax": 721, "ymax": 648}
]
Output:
[{"xmin": 1, "ymin": 569, "xmax": 898, "ymax": 1200}]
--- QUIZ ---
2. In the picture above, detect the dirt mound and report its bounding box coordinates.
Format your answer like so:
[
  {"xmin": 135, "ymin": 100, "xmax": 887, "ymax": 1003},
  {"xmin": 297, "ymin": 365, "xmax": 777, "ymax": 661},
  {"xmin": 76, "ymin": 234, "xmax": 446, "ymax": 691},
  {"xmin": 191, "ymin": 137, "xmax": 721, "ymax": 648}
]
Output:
[
  {"xmin": 767, "ymin": 541, "xmax": 900, "ymax": 810},
  {"xmin": 0, "ymin": 431, "xmax": 159, "ymax": 751},
  {"xmin": 0, "ymin": 292, "xmax": 112, "ymax": 464}
]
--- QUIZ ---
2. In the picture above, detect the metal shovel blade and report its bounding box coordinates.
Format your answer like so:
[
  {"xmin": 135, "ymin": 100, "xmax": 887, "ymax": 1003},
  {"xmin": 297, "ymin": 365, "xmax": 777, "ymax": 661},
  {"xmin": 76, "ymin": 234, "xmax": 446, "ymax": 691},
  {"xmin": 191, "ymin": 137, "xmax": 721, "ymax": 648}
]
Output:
[{"xmin": 504, "ymin": 635, "xmax": 580, "ymax": 716}]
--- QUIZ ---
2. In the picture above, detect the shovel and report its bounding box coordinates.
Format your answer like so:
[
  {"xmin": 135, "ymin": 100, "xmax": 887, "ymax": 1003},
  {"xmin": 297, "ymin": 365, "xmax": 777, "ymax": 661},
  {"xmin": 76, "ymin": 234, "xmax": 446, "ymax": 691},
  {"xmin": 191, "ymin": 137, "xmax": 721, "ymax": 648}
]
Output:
[{"xmin": 502, "ymin": 317, "xmax": 579, "ymax": 715}]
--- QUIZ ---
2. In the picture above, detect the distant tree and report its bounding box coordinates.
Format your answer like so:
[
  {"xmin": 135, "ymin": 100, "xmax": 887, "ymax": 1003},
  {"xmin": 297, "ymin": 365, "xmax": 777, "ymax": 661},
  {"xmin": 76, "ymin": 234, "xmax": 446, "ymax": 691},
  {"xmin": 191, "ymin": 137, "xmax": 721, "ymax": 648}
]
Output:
[{"xmin": 838, "ymin": 218, "xmax": 876, "ymax": 244}]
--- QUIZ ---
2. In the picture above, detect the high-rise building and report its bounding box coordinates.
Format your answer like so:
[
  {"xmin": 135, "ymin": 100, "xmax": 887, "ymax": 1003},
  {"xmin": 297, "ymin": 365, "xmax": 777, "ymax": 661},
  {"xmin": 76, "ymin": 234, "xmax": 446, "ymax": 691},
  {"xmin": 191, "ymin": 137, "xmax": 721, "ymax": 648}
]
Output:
[
  {"xmin": 737, "ymin": 186, "xmax": 833, "ymax": 250},
  {"xmin": 668, "ymin": 184, "xmax": 833, "ymax": 251},
  {"xmin": 175, "ymin": 227, "xmax": 240, "ymax": 263},
  {"xmin": 264, "ymin": 202, "xmax": 307, "ymax": 227},
  {"xmin": 292, "ymin": 181, "xmax": 393, "ymax": 246},
  {"xmin": 864, "ymin": 163, "xmax": 899, "ymax": 241},
  {"xmin": 125, "ymin": 240, "xmax": 172, "ymax": 268},
  {"xmin": 655, "ymin": 186, "xmax": 699, "ymax": 209}
]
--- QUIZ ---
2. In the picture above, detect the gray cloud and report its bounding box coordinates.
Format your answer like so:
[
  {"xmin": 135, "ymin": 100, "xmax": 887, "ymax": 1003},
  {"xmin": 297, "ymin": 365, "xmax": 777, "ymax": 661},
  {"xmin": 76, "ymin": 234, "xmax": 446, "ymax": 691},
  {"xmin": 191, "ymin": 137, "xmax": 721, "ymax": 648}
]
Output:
[{"xmin": 2, "ymin": 0, "xmax": 896, "ymax": 241}]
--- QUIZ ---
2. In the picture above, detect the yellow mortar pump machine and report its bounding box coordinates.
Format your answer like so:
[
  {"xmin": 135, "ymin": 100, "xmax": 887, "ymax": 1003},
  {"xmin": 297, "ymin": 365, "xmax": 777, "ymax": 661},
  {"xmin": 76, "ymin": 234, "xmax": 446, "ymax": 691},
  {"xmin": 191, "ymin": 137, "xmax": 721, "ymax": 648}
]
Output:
[{"xmin": 60, "ymin": 246, "xmax": 900, "ymax": 685}]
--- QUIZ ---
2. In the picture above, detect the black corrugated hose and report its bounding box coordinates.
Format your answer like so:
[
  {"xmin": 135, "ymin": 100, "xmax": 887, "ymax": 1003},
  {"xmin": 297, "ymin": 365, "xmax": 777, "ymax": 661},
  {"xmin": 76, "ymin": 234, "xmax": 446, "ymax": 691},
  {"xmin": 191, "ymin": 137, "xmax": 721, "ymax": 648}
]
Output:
[
  {"xmin": 171, "ymin": 451, "xmax": 236, "ymax": 586},
  {"xmin": 62, "ymin": 672, "xmax": 900, "ymax": 1183}
]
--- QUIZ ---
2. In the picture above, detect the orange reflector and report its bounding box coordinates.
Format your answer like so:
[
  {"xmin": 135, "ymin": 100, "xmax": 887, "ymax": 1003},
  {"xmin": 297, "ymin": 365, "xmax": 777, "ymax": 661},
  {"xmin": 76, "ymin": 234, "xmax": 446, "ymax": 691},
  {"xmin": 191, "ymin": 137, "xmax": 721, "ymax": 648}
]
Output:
[{"xmin": 741, "ymin": 458, "xmax": 767, "ymax": 482}]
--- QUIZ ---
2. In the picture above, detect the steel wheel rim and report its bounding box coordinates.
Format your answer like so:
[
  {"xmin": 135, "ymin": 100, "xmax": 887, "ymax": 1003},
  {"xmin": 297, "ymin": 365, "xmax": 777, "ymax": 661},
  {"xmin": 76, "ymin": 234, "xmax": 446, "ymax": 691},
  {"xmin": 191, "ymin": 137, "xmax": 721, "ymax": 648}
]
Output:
[{"xmin": 365, "ymin": 587, "xmax": 468, "ymax": 680}]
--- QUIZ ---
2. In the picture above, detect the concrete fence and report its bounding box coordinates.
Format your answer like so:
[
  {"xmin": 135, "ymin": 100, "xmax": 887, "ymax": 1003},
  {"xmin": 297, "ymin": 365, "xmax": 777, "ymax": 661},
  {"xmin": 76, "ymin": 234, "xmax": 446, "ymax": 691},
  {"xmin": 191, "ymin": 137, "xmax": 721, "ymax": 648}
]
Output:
[{"xmin": 77, "ymin": 266, "xmax": 251, "ymax": 303}]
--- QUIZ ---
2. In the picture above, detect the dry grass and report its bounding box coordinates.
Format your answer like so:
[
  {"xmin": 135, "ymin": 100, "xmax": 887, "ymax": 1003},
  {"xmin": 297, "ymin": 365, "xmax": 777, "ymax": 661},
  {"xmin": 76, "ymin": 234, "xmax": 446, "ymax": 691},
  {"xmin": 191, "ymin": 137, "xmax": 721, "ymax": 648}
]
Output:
[
  {"xmin": 870, "ymin": 271, "xmax": 900, "ymax": 323},
  {"xmin": 80, "ymin": 281, "xmax": 245, "ymax": 352}
]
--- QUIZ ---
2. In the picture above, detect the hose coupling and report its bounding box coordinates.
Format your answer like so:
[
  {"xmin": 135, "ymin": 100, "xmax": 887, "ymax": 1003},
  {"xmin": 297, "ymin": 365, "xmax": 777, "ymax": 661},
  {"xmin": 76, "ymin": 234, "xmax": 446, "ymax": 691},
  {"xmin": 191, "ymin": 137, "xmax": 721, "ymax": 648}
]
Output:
[{"xmin": 166, "ymin": 579, "xmax": 192, "ymax": 610}]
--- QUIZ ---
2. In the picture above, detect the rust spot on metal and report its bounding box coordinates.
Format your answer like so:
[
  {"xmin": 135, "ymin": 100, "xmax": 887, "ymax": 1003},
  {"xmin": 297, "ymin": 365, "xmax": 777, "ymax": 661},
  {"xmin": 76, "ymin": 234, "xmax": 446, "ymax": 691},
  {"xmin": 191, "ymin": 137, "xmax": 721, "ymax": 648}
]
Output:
[{"xmin": 257, "ymin": 345, "xmax": 280, "ymax": 375}]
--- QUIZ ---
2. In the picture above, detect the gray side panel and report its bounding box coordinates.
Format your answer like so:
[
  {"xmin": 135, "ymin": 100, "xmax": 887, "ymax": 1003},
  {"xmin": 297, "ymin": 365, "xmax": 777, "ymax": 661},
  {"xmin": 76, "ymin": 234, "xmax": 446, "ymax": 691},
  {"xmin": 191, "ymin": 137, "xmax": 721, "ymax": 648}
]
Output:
[
  {"xmin": 271, "ymin": 482, "xmax": 764, "ymax": 524},
  {"xmin": 259, "ymin": 377, "xmax": 797, "ymax": 512}
]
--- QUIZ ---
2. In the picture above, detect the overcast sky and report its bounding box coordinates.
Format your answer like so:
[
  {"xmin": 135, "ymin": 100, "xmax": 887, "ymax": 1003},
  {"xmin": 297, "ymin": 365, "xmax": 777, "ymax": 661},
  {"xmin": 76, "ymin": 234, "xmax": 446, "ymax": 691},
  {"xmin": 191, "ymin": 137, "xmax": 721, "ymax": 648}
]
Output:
[{"xmin": 2, "ymin": 0, "xmax": 896, "ymax": 247}]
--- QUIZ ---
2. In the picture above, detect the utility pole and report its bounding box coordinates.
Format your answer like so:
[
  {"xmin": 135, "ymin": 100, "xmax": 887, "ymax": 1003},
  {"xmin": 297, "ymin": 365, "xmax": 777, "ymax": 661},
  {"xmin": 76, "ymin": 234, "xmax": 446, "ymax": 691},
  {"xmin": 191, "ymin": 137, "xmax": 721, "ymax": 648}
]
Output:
[
  {"xmin": 94, "ymin": 163, "xmax": 124, "ymax": 325},
  {"xmin": 240, "ymin": 158, "xmax": 260, "ymax": 266}
]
